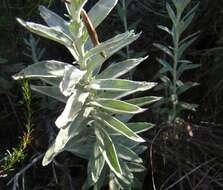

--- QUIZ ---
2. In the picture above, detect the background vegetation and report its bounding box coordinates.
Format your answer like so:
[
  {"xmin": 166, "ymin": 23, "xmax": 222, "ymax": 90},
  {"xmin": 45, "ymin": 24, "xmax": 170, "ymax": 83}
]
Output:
[{"xmin": 1, "ymin": 0, "xmax": 223, "ymax": 189}]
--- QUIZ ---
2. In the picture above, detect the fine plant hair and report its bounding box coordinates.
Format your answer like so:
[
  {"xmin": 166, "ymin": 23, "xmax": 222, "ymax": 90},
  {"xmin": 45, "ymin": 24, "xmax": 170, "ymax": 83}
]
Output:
[
  {"xmin": 154, "ymin": 0, "xmax": 200, "ymax": 124},
  {"xmin": 13, "ymin": 0, "xmax": 160, "ymax": 189}
]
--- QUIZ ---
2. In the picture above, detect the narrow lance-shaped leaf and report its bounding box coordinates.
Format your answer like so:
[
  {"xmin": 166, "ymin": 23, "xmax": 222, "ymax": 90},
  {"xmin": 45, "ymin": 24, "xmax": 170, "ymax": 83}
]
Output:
[
  {"xmin": 90, "ymin": 99, "xmax": 146, "ymax": 114},
  {"xmin": 115, "ymin": 144, "xmax": 143, "ymax": 163},
  {"xmin": 178, "ymin": 36, "xmax": 198, "ymax": 59},
  {"xmin": 96, "ymin": 57, "xmax": 148, "ymax": 79},
  {"xmin": 88, "ymin": 0, "xmax": 118, "ymax": 29},
  {"xmin": 166, "ymin": 3, "xmax": 177, "ymax": 26},
  {"xmin": 89, "ymin": 79, "xmax": 156, "ymax": 92},
  {"xmin": 95, "ymin": 125, "xmax": 122, "ymax": 176},
  {"xmin": 126, "ymin": 122, "xmax": 154, "ymax": 134},
  {"xmin": 39, "ymin": 5, "xmax": 70, "ymax": 35},
  {"xmin": 177, "ymin": 63, "xmax": 200, "ymax": 78},
  {"xmin": 126, "ymin": 96, "xmax": 162, "ymax": 107},
  {"xmin": 127, "ymin": 162, "xmax": 146, "ymax": 173},
  {"xmin": 13, "ymin": 60, "xmax": 68, "ymax": 80},
  {"xmin": 87, "ymin": 32, "xmax": 140, "ymax": 75},
  {"xmin": 157, "ymin": 58, "xmax": 173, "ymax": 73},
  {"xmin": 153, "ymin": 43, "xmax": 173, "ymax": 57},
  {"xmin": 97, "ymin": 112, "xmax": 145, "ymax": 142},
  {"xmin": 88, "ymin": 142, "xmax": 105, "ymax": 184},
  {"xmin": 177, "ymin": 82, "xmax": 199, "ymax": 95},
  {"xmin": 17, "ymin": 18, "xmax": 73, "ymax": 47},
  {"xmin": 182, "ymin": 2, "xmax": 200, "ymax": 21},
  {"xmin": 85, "ymin": 31, "xmax": 136, "ymax": 60},
  {"xmin": 17, "ymin": 18, "xmax": 79, "ymax": 60},
  {"xmin": 83, "ymin": 0, "xmax": 119, "ymax": 47},
  {"xmin": 157, "ymin": 25, "xmax": 172, "ymax": 36}
]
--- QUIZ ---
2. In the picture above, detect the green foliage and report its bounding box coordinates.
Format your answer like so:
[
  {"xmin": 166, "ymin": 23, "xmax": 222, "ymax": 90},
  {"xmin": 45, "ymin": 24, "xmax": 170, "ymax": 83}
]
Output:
[
  {"xmin": 154, "ymin": 0, "xmax": 200, "ymax": 123},
  {"xmin": 0, "ymin": 79, "xmax": 32, "ymax": 177},
  {"xmin": 14, "ymin": 0, "xmax": 159, "ymax": 189}
]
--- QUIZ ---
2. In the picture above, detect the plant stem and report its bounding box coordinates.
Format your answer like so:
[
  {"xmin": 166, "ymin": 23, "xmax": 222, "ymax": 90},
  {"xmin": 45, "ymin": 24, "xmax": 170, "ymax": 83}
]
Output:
[
  {"xmin": 122, "ymin": 0, "xmax": 130, "ymax": 59},
  {"xmin": 171, "ymin": 14, "xmax": 181, "ymax": 124}
]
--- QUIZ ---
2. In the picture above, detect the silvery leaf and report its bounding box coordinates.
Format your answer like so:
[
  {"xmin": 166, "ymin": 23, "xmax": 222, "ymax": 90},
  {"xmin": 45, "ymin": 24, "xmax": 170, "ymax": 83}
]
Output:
[
  {"xmin": 55, "ymin": 90, "xmax": 89, "ymax": 129},
  {"xmin": 59, "ymin": 65, "xmax": 87, "ymax": 96}
]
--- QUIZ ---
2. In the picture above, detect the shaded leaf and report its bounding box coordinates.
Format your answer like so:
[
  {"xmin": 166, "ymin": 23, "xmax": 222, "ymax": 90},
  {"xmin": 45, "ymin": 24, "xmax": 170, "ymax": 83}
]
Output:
[
  {"xmin": 30, "ymin": 85, "xmax": 66, "ymax": 103},
  {"xmin": 97, "ymin": 112, "xmax": 145, "ymax": 142},
  {"xmin": 95, "ymin": 125, "xmax": 122, "ymax": 176}
]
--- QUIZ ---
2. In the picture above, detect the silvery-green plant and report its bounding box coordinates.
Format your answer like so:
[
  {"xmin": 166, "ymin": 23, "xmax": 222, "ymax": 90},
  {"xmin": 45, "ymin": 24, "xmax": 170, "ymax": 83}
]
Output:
[
  {"xmin": 13, "ymin": 0, "xmax": 159, "ymax": 189},
  {"xmin": 154, "ymin": 0, "xmax": 200, "ymax": 124}
]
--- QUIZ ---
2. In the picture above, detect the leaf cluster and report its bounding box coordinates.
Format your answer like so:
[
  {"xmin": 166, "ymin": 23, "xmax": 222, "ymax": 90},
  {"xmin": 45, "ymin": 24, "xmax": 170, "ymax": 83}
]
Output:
[
  {"xmin": 154, "ymin": 0, "xmax": 200, "ymax": 122},
  {"xmin": 13, "ymin": 0, "xmax": 160, "ymax": 189}
]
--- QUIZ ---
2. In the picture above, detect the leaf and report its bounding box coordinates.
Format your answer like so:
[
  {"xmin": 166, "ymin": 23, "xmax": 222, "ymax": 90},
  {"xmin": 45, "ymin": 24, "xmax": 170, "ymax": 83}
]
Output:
[
  {"xmin": 55, "ymin": 90, "xmax": 89, "ymax": 129},
  {"xmin": 85, "ymin": 31, "xmax": 138, "ymax": 60},
  {"xmin": 153, "ymin": 43, "xmax": 173, "ymax": 57},
  {"xmin": 65, "ymin": 127, "xmax": 95, "ymax": 159},
  {"xmin": 17, "ymin": 18, "xmax": 72, "ymax": 47},
  {"xmin": 97, "ymin": 83, "xmax": 157, "ymax": 100},
  {"xmin": 178, "ymin": 36, "xmax": 198, "ymax": 58},
  {"xmin": 166, "ymin": 3, "xmax": 176, "ymax": 26},
  {"xmin": 178, "ymin": 102, "xmax": 198, "ymax": 112},
  {"xmin": 115, "ymin": 144, "xmax": 143, "ymax": 163},
  {"xmin": 89, "ymin": 79, "xmax": 156, "ymax": 92},
  {"xmin": 59, "ymin": 65, "xmax": 87, "ymax": 96},
  {"xmin": 172, "ymin": 0, "xmax": 191, "ymax": 12},
  {"xmin": 157, "ymin": 25, "xmax": 172, "ymax": 35},
  {"xmin": 182, "ymin": 2, "xmax": 200, "ymax": 21},
  {"xmin": 96, "ymin": 57, "xmax": 147, "ymax": 79},
  {"xmin": 127, "ymin": 162, "xmax": 146, "ymax": 173},
  {"xmin": 88, "ymin": 142, "xmax": 105, "ymax": 184},
  {"xmin": 69, "ymin": 0, "xmax": 88, "ymax": 20},
  {"xmin": 126, "ymin": 96, "xmax": 162, "ymax": 107},
  {"xmin": 87, "ymin": 32, "xmax": 140, "ymax": 75},
  {"xmin": 179, "ymin": 31, "xmax": 200, "ymax": 47},
  {"xmin": 95, "ymin": 125, "xmax": 122, "ymax": 176},
  {"xmin": 157, "ymin": 58, "xmax": 173, "ymax": 73},
  {"xmin": 179, "ymin": 13, "xmax": 196, "ymax": 35},
  {"xmin": 97, "ymin": 112, "xmax": 145, "ymax": 142},
  {"xmin": 177, "ymin": 82, "xmax": 199, "ymax": 95},
  {"xmin": 177, "ymin": 63, "xmax": 200, "ymax": 78},
  {"xmin": 91, "ymin": 99, "xmax": 146, "ymax": 114},
  {"xmin": 41, "ymin": 77, "xmax": 61, "ymax": 86},
  {"xmin": 17, "ymin": 18, "xmax": 78, "ymax": 60},
  {"xmin": 132, "ymin": 145, "xmax": 148, "ymax": 155},
  {"xmin": 39, "ymin": 6, "xmax": 70, "ymax": 36},
  {"xmin": 115, "ymin": 161, "xmax": 134, "ymax": 186},
  {"xmin": 126, "ymin": 122, "xmax": 154, "ymax": 134},
  {"xmin": 42, "ymin": 112, "xmax": 85, "ymax": 166},
  {"xmin": 13, "ymin": 60, "xmax": 68, "ymax": 80},
  {"xmin": 88, "ymin": 0, "xmax": 118, "ymax": 29},
  {"xmin": 30, "ymin": 85, "xmax": 67, "ymax": 103}
]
